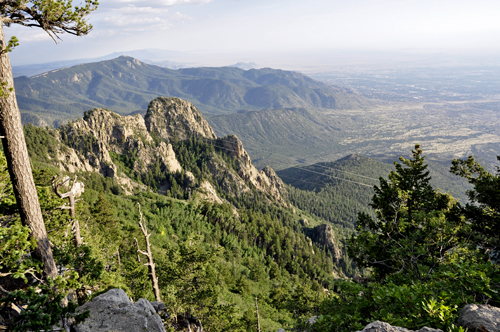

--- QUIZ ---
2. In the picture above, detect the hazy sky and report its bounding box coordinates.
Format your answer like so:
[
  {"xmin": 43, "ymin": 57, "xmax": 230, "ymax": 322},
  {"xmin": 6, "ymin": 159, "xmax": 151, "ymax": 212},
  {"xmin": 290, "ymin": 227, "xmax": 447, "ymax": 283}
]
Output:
[{"xmin": 7, "ymin": 0, "xmax": 500, "ymax": 68}]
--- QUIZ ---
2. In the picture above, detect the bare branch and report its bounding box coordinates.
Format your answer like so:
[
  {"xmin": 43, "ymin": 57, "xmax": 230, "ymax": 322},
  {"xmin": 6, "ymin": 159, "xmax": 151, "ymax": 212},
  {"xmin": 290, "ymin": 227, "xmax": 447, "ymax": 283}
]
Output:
[{"xmin": 136, "ymin": 203, "xmax": 161, "ymax": 302}]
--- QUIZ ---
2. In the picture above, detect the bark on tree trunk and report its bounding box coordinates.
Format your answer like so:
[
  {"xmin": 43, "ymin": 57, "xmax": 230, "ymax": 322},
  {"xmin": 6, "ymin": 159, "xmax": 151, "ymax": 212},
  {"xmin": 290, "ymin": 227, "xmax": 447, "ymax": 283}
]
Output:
[
  {"xmin": 135, "ymin": 203, "xmax": 161, "ymax": 302},
  {"xmin": 0, "ymin": 22, "xmax": 57, "ymax": 278},
  {"xmin": 255, "ymin": 296, "xmax": 261, "ymax": 332},
  {"xmin": 116, "ymin": 248, "xmax": 121, "ymax": 267}
]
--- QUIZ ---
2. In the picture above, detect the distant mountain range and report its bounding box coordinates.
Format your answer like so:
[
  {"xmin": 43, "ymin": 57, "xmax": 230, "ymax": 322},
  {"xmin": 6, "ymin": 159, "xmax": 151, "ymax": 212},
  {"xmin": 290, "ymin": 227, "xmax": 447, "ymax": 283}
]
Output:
[
  {"xmin": 15, "ymin": 56, "xmax": 369, "ymax": 126},
  {"xmin": 12, "ymin": 49, "xmax": 188, "ymax": 77}
]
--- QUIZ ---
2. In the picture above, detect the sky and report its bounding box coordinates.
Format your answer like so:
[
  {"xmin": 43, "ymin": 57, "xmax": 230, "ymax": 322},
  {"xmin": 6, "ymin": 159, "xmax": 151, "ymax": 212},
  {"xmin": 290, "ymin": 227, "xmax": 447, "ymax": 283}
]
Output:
[{"xmin": 7, "ymin": 0, "xmax": 500, "ymax": 69}]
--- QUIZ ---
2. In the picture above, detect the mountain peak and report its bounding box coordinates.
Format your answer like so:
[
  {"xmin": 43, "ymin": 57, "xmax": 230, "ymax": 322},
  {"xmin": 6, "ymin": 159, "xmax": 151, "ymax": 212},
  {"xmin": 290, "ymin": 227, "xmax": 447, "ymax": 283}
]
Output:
[{"xmin": 145, "ymin": 97, "xmax": 217, "ymax": 141}]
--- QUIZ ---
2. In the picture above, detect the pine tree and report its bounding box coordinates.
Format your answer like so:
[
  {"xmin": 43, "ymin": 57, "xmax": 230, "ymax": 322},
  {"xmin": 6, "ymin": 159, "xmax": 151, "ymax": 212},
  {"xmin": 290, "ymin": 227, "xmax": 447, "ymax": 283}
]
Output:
[
  {"xmin": 347, "ymin": 145, "xmax": 463, "ymax": 280},
  {"xmin": 450, "ymin": 155, "xmax": 500, "ymax": 254}
]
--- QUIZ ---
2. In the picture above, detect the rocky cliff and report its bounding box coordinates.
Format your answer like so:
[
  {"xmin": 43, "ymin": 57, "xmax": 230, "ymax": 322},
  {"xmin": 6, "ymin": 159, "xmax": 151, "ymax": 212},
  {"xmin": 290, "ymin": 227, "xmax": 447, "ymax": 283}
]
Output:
[
  {"xmin": 215, "ymin": 135, "xmax": 287, "ymax": 203},
  {"xmin": 145, "ymin": 97, "xmax": 217, "ymax": 140},
  {"xmin": 57, "ymin": 108, "xmax": 182, "ymax": 194},
  {"xmin": 311, "ymin": 224, "xmax": 342, "ymax": 263},
  {"xmin": 51, "ymin": 97, "xmax": 287, "ymax": 207}
]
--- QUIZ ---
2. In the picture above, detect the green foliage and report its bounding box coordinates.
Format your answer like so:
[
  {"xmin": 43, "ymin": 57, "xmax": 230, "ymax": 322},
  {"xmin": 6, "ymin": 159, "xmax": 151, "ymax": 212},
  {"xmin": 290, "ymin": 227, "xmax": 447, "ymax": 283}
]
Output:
[
  {"xmin": 5, "ymin": 36, "xmax": 19, "ymax": 53},
  {"xmin": 2, "ymin": 0, "xmax": 98, "ymax": 39},
  {"xmin": 450, "ymin": 155, "xmax": 500, "ymax": 253},
  {"xmin": 80, "ymin": 172, "xmax": 123, "ymax": 196},
  {"xmin": 103, "ymin": 190, "xmax": 334, "ymax": 331},
  {"xmin": 23, "ymin": 124, "xmax": 62, "ymax": 166},
  {"xmin": 315, "ymin": 260, "xmax": 500, "ymax": 332},
  {"xmin": 0, "ymin": 162, "xmax": 126, "ymax": 330},
  {"xmin": 0, "ymin": 217, "xmax": 92, "ymax": 331},
  {"xmin": 348, "ymin": 145, "xmax": 465, "ymax": 280},
  {"xmin": 0, "ymin": 80, "xmax": 14, "ymax": 98},
  {"xmin": 315, "ymin": 146, "xmax": 500, "ymax": 332},
  {"xmin": 0, "ymin": 221, "xmax": 40, "ymax": 282},
  {"xmin": 1, "ymin": 285, "xmax": 89, "ymax": 332},
  {"xmin": 172, "ymin": 134, "xmax": 216, "ymax": 180},
  {"xmin": 156, "ymin": 235, "xmax": 242, "ymax": 331}
]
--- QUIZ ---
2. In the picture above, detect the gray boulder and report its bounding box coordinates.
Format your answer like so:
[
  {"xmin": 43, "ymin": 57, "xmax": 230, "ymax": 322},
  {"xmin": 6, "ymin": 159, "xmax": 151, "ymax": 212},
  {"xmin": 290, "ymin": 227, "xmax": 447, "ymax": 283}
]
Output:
[
  {"xmin": 458, "ymin": 304, "xmax": 500, "ymax": 332},
  {"xmin": 73, "ymin": 288, "xmax": 166, "ymax": 332},
  {"xmin": 356, "ymin": 321, "xmax": 443, "ymax": 332}
]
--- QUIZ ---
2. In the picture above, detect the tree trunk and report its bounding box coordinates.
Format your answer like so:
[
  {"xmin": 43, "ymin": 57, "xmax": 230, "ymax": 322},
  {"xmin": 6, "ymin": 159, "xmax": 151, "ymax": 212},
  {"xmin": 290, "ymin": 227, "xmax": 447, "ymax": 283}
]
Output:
[
  {"xmin": 136, "ymin": 203, "xmax": 161, "ymax": 302},
  {"xmin": 255, "ymin": 296, "xmax": 261, "ymax": 332},
  {"xmin": 0, "ymin": 22, "xmax": 57, "ymax": 278}
]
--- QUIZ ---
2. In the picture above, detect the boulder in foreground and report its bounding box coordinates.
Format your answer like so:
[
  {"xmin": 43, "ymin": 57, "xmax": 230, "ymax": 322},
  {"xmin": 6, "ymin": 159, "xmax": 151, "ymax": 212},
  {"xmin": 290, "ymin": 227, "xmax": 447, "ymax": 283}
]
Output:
[
  {"xmin": 458, "ymin": 304, "xmax": 500, "ymax": 332},
  {"xmin": 356, "ymin": 321, "xmax": 442, "ymax": 332},
  {"xmin": 73, "ymin": 288, "xmax": 165, "ymax": 332}
]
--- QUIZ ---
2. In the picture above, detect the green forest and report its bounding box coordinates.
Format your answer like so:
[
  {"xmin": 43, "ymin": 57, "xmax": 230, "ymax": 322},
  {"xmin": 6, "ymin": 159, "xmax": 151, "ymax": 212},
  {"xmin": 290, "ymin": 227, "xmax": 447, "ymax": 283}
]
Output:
[{"xmin": 1, "ymin": 121, "xmax": 499, "ymax": 332}]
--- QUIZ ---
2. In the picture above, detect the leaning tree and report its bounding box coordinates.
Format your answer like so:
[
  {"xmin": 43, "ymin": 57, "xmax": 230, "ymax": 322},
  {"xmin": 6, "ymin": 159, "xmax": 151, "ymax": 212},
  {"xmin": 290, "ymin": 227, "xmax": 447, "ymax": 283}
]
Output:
[{"xmin": 0, "ymin": 0, "xmax": 98, "ymax": 278}]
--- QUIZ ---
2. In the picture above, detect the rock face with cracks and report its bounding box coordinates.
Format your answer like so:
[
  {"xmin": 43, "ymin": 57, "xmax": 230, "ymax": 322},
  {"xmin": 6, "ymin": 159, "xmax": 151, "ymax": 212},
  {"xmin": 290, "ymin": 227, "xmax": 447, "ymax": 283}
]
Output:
[
  {"xmin": 73, "ymin": 288, "xmax": 166, "ymax": 332},
  {"xmin": 145, "ymin": 97, "xmax": 217, "ymax": 140},
  {"xmin": 57, "ymin": 108, "xmax": 182, "ymax": 194},
  {"xmin": 41, "ymin": 96, "xmax": 287, "ymax": 208},
  {"xmin": 457, "ymin": 304, "xmax": 500, "ymax": 332},
  {"xmin": 356, "ymin": 321, "xmax": 443, "ymax": 332},
  {"xmin": 311, "ymin": 223, "xmax": 342, "ymax": 263}
]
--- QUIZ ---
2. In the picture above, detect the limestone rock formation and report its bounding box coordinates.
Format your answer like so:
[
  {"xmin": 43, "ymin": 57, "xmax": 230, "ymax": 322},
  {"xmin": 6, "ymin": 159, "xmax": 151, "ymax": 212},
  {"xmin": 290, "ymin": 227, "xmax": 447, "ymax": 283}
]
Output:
[
  {"xmin": 197, "ymin": 181, "xmax": 224, "ymax": 204},
  {"xmin": 57, "ymin": 108, "xmax": 182, "ymax": 194},
  {"xmin": 145, "ymin": 97, "xmax": 217, "ymax": 140},
  {"xmin": 311, "ymin": 224, "xmax": 342, "ymax": 263},
  {"xmin": 356, "ymin": 321, "xmax": 442, "ymax": 332},
  {"xmin": 261, "ymin": 166, "xmax": 287, "ymax": 199},
  {"xmin": 73, "ymin": 288, "xmax": 166, "ymax": 332},
  {"xmin": 42, "ymin": 96, "xmax": 288, "ymax": 208},
  {"xmin": 215, "ymin": 135, "xmax": 287, "ymax": 202},
  {"xmin": 458, "ymin": 304, "xmax": 500, "ymax": 332}
]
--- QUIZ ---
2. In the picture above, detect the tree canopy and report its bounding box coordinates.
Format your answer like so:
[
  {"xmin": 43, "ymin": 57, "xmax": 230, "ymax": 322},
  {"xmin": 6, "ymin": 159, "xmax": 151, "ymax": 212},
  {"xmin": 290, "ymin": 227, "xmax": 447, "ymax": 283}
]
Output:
[
  {"xmin": 451, "ymin": 155, "xmax": 500, "ymax": 254},
  {"xmin": 347, "ymin": 144, "xmax": 464, "ymax": 280},
  {"xmin": 0, "ymin": 0, "xmax": 98, "ymax": 41}
]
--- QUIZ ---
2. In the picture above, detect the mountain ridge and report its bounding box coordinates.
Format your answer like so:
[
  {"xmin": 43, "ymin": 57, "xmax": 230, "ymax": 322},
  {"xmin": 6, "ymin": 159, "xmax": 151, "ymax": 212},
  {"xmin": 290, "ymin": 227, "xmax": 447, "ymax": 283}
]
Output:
[{"xmin": 15, "ymin": 56, "xmax": 369, "ymax": 127}]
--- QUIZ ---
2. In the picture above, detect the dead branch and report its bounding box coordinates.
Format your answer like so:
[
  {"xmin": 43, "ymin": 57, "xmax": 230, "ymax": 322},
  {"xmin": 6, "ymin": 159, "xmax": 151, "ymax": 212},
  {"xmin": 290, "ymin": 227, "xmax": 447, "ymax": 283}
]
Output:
[
  {"xmin": 52, "ymin": 176, "xmax": 83, "ymax": 247},
  {"xmin": 136, "ymin": 203, "xmax": 161, "ymax": 302}
]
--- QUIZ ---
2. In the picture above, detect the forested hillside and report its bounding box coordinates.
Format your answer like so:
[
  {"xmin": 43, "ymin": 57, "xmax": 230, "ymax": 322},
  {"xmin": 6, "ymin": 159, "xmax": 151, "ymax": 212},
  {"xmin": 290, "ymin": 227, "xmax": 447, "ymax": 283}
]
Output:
[
  {"xmin": 1, "ymin": 97, "xmax": 350, "ymax": 331},
  {"xmin": 277, "ymin": 154, "xmax": 471, "ymax": 230},
  {"xmin": 2, "ymin": 94, "xmax": 497, "ymax": 332}
]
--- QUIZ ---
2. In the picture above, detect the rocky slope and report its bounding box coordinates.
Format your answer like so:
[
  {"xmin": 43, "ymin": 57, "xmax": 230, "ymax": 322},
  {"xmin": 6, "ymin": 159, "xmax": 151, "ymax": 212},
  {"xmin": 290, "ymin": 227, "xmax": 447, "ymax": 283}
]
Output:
[
  {"xmin": 145, "ymin": 97, "xmax": 217, "ymax": 140},
  {"xmin": 57, "ymin": 108, "xmax": 181, "ymax": 194},
  {"xmin": 310, "ymin": 224, "xmax": 342, "ymax": 264},
  {"xmin": 52, "ymin": 97, "xmax": 287, "ymax": 205}
]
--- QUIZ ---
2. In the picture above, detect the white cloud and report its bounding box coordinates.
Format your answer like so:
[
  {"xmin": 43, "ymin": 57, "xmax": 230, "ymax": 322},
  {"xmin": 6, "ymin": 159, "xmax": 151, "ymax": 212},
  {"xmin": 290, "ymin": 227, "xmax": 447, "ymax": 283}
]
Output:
[
  {"xmin": 103, "ymin": 0, "xmax": 213, "ymax": 8},
  {"xmin": 95, "ymin": 4, "xmax": 195, "ymax": 33},
  {"xmin": 88, "ymin": 0, "xmax": 205, "ymax": 33}
]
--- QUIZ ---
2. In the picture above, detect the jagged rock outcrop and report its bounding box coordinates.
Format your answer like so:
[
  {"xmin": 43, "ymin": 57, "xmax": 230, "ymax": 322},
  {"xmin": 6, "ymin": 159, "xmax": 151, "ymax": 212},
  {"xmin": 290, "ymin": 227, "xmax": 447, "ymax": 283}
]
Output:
[
  {"xmin": 356, "ymin": 321, "xmax": 442, "ymax": 332},
  {"xmin": 145, "ymin": 97, "xmax": 217, "ymax": 140},
  {"xmin": 206, "ymin": 154, "xmax": 250, "ymax": 195},
  {"xmin": 311, "ymin": 224, "xmax": 342, "ymax": 263},
  {"xmin": 197, "ymin": 181, "xmax": 224, "ymax": 204},
  {"xmin": 261, "ymin": 166, "xmax": 287, "ymax": 199},
  {"xmin": 457, "ymin": 304, "xmax": 500, "ymax": 332},
  {"xmin": 57, "ymin": 108, "xmax": 182, "ymax": 194},
  {"xmin": 73, "ymin": 288, "xmax": 166, "ymax": 332},
  {"xmin": 56, "ymin": 146, "xmax": 94, "ymax": 174},
  {"xmin": 49, "ymin": 97, "xmax": 288, "ymax": 208},
  {"xmin": 216, "ymin": 135, "xmax": 287, "ymax": 202}
]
